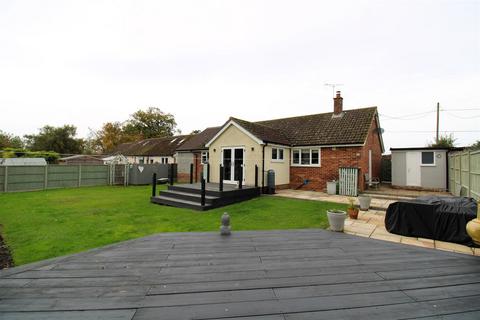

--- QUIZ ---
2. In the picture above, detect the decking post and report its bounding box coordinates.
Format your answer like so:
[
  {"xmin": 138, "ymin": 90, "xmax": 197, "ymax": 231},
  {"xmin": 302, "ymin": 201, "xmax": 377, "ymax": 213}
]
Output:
[
  {"xmin": 207, "ymin": 163, "xmax": 210, "ymax": 183},
  {"xmin": 238, "ymin": 165, "xmax": 243, "ymax": 189},
  {"xmin": 254, "ymin": 165, "xmax": 258, "ymax": 187},
  {"xmin": 169, "ymin": 164, "xmax": 174, "ymax": 185},
  {"xmin": 190, "ymin": 163, "xmax": 193, "ymax": 184},
  {"xmin": 152, "ymin": 173, "xmax": 157, "ymax": 197},
  {"xmin": 219, "ymin": 165, "xmax": 224, "ymax": 192},
  {"xmin": 200, "ymin": 178, "xmax": 206, "ymax": 207}
]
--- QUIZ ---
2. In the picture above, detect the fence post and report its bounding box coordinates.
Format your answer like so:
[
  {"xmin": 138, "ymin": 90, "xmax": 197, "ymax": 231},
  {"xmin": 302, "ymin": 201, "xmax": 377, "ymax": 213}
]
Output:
[
  {"xmin": 201, "ymin": 178, "xmax": 206, "ymax": 207},
  {"xmin": 255, "ymin": 165, "xmax": 258, "ymax": 187},
  {"xmin": 152, "ymin": 173, "xmax": 157, "ymax": 197},
  {"xmin": 4, "ymin": 166, "xmax": 8, "ymax": 192},
  {"xmin": 124, "ymin": 164, "xmax": 128, "ymax": 186},
  {"xmin": 219, "ymin": 165, "xmax": 224, "ymax": 192},
  {"xmin": 78, "ymin": 165, "xmax": 82, "ymax": 187},
  {"xmin": 44, "ymin": 165, "xmax": 48, "ymax": 190}
]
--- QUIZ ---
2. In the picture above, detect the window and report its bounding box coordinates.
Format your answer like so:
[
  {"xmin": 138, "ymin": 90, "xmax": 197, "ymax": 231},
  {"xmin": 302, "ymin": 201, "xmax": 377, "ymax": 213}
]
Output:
[
  {"xmin": 271, "ymin": 148, "xmax": 284, "ymax": 161},
  {"xmin": 311, "ymin": 150, "xmax": 319, "ymax": 164},
  {"xmin": 139, "ymin": 157, "xmax": 145, "ymax": 164},
  {"xmin": 421, "ymin": 151, "xmax": 435, "ymax": 165},
  {"xmin": 293, "ymin": 150, "xmax": 300, "ymax": 164},
  {"xmin": 161, "ymin": 157, "xmax": 169, "ymax": 164},
  {"xmin": 201, "ymin": 151, "xmax": 209, "ymax": 164},
  {"xmin": 292, "ymin": 148, "xmax": 321, "ymax": 166}
]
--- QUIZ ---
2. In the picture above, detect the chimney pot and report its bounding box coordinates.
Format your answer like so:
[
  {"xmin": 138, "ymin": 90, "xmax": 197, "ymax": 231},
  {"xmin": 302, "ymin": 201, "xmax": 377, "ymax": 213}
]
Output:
[{"xmin": 333, "ymin": 91, "xmax": 343, "ymax": 115}]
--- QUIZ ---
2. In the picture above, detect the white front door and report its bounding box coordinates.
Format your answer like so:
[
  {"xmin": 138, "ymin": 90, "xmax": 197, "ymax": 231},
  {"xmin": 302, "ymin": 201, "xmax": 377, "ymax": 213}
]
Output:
[
  {"xmin": 406, "ymin": 151, "xmax": 421, "ymax": 186},
  {"xmin": 222, "ymin": 147, "xmax": 245, "ymax": 184}
]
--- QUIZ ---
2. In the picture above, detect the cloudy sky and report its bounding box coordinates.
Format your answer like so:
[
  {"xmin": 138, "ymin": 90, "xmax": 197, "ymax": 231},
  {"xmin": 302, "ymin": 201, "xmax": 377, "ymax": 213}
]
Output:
[{"xmin": 1, "ymin": 0, "xmax": 479, "ymax": 151}]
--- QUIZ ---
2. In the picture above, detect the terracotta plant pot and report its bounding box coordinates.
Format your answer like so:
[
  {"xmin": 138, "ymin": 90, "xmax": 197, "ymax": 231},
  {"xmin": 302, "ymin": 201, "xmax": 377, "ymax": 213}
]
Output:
[{"xmin": 347, "ymin": 207, "xmax": 359, "ymax": 219}]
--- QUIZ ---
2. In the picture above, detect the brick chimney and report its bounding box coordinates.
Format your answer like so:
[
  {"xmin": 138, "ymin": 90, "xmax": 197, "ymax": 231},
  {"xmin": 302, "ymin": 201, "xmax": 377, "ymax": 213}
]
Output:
[{"xmin": 333, "ymin": 91, "xmax": 343, "ymax": 115}]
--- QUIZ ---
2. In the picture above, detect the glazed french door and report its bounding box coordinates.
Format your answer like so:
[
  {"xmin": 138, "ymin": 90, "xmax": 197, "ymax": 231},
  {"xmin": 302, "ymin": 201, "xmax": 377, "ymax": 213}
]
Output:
[{"xmin": 222, "ymin": 147, "xmax": 245, "ymax": 184}]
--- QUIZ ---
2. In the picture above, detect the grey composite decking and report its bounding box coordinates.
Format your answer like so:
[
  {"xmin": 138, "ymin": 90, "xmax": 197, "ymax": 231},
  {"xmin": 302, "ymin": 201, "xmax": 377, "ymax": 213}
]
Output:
[{"xmin": 0, "ymin": 229, "xmax": 479, "ymax": 319}]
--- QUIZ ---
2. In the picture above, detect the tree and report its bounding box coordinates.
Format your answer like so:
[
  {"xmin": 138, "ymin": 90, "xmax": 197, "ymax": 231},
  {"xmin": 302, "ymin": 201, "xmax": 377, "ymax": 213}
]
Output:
[
  {"xmin": 428, "ymin": 134, "xmax": 456, "ymax": 148},
  {"xmin": 24, "ymin": 125, "xmax": 84, "ymax": 154},
  {"xmin": 123, "ymin": 107, "xmax": 177, "ymax": 139},
  {"xmin": 0, "ymin": 148, "xmax": 59, "ymax": 163},
  {"xmin": 469, "ymin": 140, "xmax": 480, "ymax": 151},
  {"xmin": 89, "ymin": 122, "xmax": 140, "ymax": 153},
  {"xmin": 0, "ymin": 130, "xmax": 23, "ymax": 149}
]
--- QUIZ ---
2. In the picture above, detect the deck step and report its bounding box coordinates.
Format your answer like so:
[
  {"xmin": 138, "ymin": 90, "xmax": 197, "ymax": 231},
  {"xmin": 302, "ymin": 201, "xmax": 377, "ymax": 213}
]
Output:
[
  {"xmin": 151, "ymin": 196, "xmax": 212, "ymax": 211},
  {"xmin": 160, "ymin": 190, "xmax": 218, "ymax": 204}
]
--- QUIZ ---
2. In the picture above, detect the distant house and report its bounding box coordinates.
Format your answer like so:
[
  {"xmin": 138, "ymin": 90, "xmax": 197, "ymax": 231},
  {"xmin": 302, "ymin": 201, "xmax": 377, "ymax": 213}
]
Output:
[
  {"xmin": 175, "ymin": 127, "xmax": 221, "ymax": 182},
  {"xmin": 0, "ymin": 158, "xmax": 47, "ymax": 166},
  {"xmin": 203, "ymin": 91, "xmax": 384, "ymax": 191},
  {"xmin": 58, "ymin": 155, "xmax": 104, "ymax": 165},
  {"xmin": 390, "ymin": 147, "xmax": 452, "ymax": 191},
  {"xmin": 113, "ymin": 135, "xmax": 193, "ymax": 164}
]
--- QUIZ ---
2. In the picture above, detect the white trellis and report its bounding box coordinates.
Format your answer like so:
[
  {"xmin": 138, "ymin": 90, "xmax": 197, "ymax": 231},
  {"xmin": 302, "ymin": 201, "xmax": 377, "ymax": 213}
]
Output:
[{"xmin": 339, "ymin": 167, "xmax": 359, "ymax": 196}]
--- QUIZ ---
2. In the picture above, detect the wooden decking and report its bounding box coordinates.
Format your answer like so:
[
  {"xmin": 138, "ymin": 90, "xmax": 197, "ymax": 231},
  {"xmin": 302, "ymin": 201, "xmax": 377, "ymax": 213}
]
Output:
[
  {"xmin": 151, "ymin": 183, "xmax": 261, "ymax": 210},
  {"xmin": 1, "ymin": 229, "xmax": 480, "ymax": 319}
]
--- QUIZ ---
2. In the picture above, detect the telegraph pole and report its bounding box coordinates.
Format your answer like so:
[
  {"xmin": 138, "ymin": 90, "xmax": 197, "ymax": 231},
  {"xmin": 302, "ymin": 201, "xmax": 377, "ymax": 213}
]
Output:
[{"xmin": 436, "ymin": 102, "xmax": 440, "ymax": 144}]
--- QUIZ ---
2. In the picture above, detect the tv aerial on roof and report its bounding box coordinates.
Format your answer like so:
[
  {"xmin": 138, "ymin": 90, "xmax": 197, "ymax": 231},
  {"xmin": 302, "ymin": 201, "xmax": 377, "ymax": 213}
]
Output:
[{"xmin": 324, "ymin": 83, "xmax": 344, "ymax": 97}]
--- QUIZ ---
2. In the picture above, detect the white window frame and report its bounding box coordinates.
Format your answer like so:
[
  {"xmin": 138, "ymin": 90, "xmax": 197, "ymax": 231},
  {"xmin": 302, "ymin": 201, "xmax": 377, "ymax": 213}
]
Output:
[
  {"xmin": 291, "ymin": 148, "xmax": 321, "ymax": 167},
  {"xmin": 201, "ymin": 151, "xmax": 209, "ymax": 164},
  {"xmin": 271, "ymin": 147, "xmax": 284, "ymax": 162},
  {"xmin": 421, "ymin": 151, "xmax": 436, "ymax": 166}
]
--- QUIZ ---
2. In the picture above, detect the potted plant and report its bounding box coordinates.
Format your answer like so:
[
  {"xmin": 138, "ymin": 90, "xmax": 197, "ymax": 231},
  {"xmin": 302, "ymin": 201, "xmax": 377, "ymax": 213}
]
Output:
[
  {"xmin": 327, "ymin": 209, "xmax": 347, "ymax": 232},
  {"xmin": 347, "ymin": 198, "xmax": 359, "ymax": 219},
  {"xmin": 358, "ymin": 194, "xmax": 372, "ymax": 211}
]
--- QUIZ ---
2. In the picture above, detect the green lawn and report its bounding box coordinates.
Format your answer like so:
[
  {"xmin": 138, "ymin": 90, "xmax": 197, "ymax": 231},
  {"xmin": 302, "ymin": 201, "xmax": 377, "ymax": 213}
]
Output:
[{"xmin": 0, "ymin": 185, "xmax": 346, "ymax": 266}]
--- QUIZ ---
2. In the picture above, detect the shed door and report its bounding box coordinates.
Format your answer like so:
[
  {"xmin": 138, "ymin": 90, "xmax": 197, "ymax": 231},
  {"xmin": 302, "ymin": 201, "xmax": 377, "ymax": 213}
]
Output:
[{"xmin": 406, "ymin": 152, "xmax": 421, "ymax": 187}]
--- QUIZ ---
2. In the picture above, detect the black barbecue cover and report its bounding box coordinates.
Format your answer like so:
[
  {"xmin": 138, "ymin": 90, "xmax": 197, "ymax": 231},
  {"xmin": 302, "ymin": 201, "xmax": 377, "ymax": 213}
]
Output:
[{"xmin": 385, "ymin": 196, "xmax": 477, "ymax": 246}]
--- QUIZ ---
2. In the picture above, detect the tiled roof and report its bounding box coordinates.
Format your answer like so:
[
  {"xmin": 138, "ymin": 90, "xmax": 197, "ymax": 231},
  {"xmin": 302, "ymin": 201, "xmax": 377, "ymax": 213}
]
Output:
[
  {"xmin": 229, "ymin": 117, "xmax": 291, "ymax": 146},
  {"xmin": 176, "ymin": 127, "xmax": 221, "ymax": 151},
  {"xmin": 255, "ymin": 107, "xmax": 378, "ymax": 146},
  {"xmin": 113, "ymin": 135, "xmax": 192, "ymax": 156}
]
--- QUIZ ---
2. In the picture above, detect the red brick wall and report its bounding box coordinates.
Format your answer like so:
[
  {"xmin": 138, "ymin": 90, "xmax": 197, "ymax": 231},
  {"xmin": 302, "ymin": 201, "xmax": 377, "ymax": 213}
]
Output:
[
  {"xmin": 290, "ymin": 147, "xmax": 363, "ymax": 191},
  {"xmin": 289, "ymin": 115, "xmax": 383, "ymax": 192}
]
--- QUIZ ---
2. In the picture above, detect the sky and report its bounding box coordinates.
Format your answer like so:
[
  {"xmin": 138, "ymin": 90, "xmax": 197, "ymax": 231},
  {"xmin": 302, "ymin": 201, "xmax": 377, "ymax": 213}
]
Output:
[{"xmin": 0, "ymin": 0, "xmax": 479, "ymax": 152}]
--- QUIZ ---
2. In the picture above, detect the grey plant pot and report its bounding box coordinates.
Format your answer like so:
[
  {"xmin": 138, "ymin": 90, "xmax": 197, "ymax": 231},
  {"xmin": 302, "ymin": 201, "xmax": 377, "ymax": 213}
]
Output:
[
  {"xmin": 327, "ymin": 210, "xmax": 347, "ymax": 232},
  {"xmin": 358, "ymin": 196, "xmax": 372, "ymax": 210}
]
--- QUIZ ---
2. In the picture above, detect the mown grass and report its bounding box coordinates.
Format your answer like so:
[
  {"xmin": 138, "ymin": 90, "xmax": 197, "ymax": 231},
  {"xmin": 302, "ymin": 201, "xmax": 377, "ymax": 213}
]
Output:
[{"xmin": 0, "ymin": 185, "xmax": 346, "ymax": 265}]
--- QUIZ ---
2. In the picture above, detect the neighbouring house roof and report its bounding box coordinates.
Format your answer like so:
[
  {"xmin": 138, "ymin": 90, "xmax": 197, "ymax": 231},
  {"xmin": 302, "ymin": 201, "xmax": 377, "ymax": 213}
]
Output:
[
  {"xmin": 390, "ymin": 147, "xmax": 463, "ymax": 151},
  {"xmin": 176, "ymin": 127, "xmax": 222, "ymax": 151},
  {"xmin": 113, "ymin": 135, "xmax": 193, "ymax": 156},
  {"xmin": 207, "ymin": 107, "xmax": 380, "ymax": 148},
  {"xmin": 102, "ymin": 154, "xmax": 128, "ymax": 164},
  {"xmin": 0, "ymin": 158, "xmax": 47, "ymax": 166},
  {"xmin": 59, "ymin": 155, "xmax": 102, "ymax": 161}
]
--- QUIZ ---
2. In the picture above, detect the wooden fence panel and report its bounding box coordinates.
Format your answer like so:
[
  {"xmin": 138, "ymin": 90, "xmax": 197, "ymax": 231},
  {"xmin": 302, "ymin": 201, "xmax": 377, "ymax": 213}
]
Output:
[
  {"xmin": 0, "ymin": 167, "xmax": 5, "ymax": 192},
  {"xmin": 80, "ymin": 165, "xmax": 109, "ymax": 186},
  {"xmin": 6, "ymin": 166, "xmax": 45, "ymax": 192},
  {"xmin": 47, "ymin": 165, "xmax": 80, "ymax": 189},
  {"xmin": 0, "ymin": 164, "xmax": 113, "ymax": 192},
  {"xmin": 449, "ymin": 150, "xmax": 480, "ymax": 200},
  {"xmin": 470, "ymin": 150, "xmax": 480, "ymax": 200}
]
